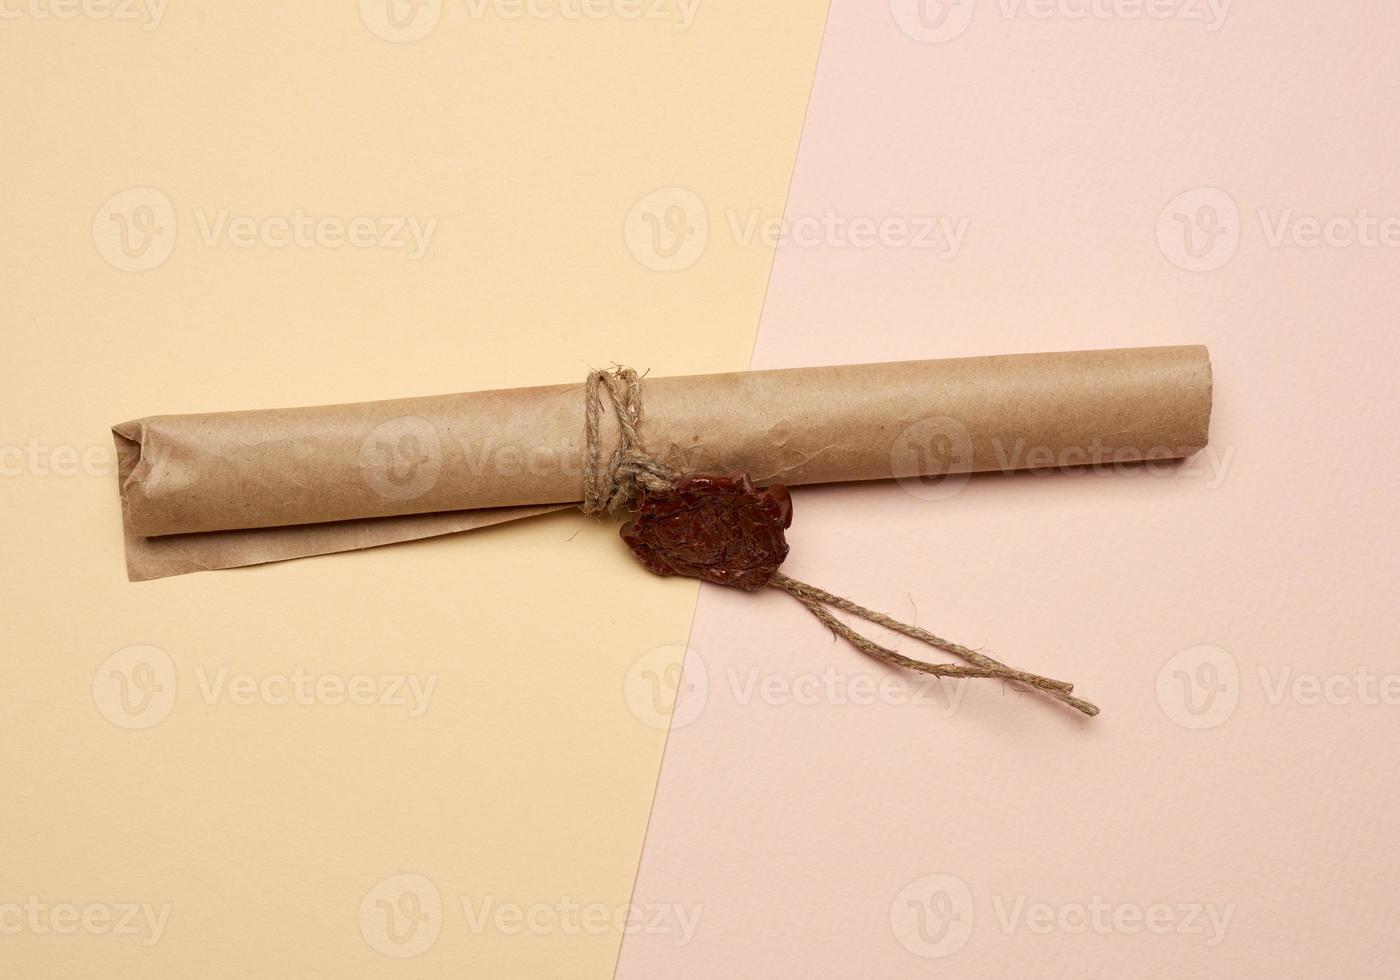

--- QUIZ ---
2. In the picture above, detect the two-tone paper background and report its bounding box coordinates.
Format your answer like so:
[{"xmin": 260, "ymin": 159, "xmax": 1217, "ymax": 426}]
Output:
[{"xmin": 4, "ymin": 1, "xmax": 1400, "ymax": 976}]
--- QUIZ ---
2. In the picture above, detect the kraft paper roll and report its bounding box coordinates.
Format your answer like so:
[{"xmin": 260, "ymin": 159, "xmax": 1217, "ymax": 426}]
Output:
[{"xmin": 112, "ymin": 346, "xmax": 1211, "ymax": 579}]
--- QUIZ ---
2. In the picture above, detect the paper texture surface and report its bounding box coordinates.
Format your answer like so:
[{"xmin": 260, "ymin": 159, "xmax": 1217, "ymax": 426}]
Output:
[
  {"xmin": 116, "ymin": 346, "xmax": 1211, "ymax": 578},
  {"xmin": 2, "ymin": 3, "xmax": 831, "ymax": 978},
  {"xmin": 620, "ymin": 3, "xmax": 1400, "ymax": 977}
]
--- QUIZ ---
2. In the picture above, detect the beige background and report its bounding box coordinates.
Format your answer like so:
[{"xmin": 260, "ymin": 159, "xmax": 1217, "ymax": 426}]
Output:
[{"xmin": 0, "ymin": 2, "xmax": 828, "ymax": 975}]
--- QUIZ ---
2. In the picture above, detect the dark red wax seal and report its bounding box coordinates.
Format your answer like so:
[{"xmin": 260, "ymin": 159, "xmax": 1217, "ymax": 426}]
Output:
[{"xmin": 620, "ymin": 473, "xmax": 792, "ymax": 591}]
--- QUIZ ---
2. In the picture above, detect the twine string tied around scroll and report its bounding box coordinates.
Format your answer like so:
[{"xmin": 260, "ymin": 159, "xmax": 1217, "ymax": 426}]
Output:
[
  {"xmin": 582, "ymin": 366, "xmax": 679, "ymax": 516},
  {"xmin": 581, "ymin": 365, "xmax": 1099, "ymax": 717}
]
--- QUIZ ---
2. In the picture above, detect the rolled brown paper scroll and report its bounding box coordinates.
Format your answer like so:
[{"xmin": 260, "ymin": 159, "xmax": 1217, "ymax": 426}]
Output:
[{"xmin": 113, "ymin": 345, "xmax": 1211, "ymax": 580}]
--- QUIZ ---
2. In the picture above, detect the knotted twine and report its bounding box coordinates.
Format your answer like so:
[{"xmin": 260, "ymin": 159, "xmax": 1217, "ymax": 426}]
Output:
[{"xmin": 582, "ymin": 366, "xmax": 1099, "ymax": 717}]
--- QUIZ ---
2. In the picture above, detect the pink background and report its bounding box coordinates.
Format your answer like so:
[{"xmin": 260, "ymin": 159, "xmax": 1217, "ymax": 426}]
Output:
[{"xmin": 618, "ymin": 1, "xmax": 1400, "ymax": 976}]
